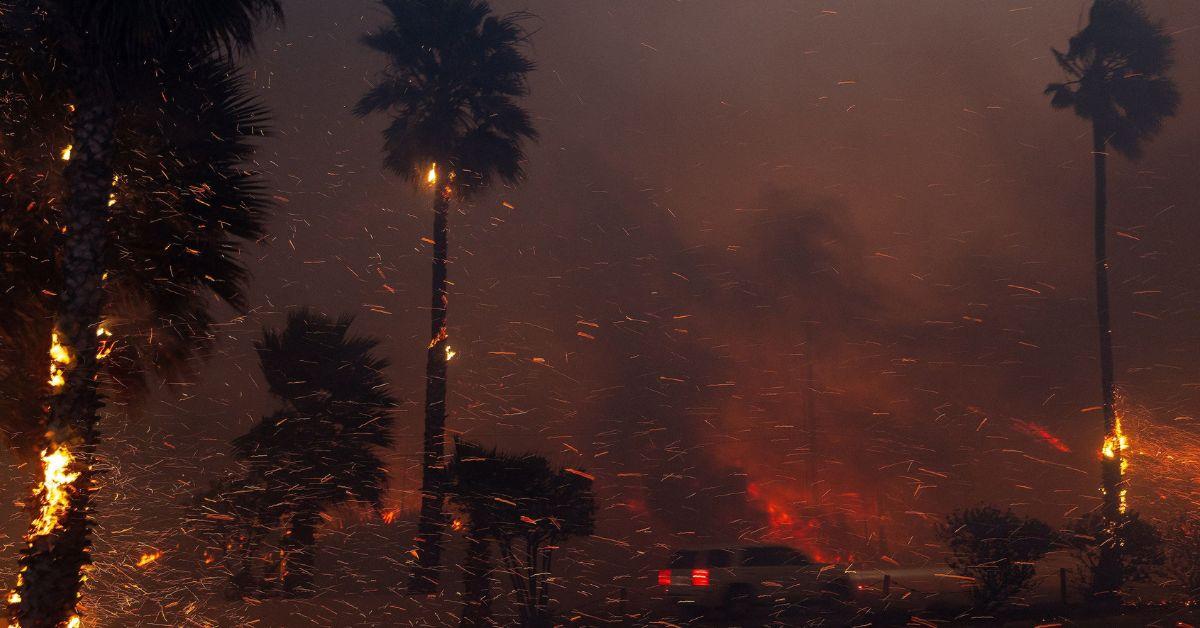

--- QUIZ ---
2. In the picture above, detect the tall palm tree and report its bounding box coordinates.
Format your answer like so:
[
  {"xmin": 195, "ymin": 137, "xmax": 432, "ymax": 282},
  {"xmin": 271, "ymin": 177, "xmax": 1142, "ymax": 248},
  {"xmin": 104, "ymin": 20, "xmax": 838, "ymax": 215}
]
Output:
[
  {"xmin": 1046, "ymin": 0, "xmax": 1179, "ymax": 598},
  {"xmin": 0, "ymin": 53, "xmax": 270, "ymax": 463},
  {"xmin": 230, "ymin": 309, "xmax": 397, "ymax": 596},
  {"xmin": 355, "ymin": 0, "xmax": 537, "ymax": 592},
  {"xmin": 1, "ymin": 3, "xmax": 280, "ymax": 625}
]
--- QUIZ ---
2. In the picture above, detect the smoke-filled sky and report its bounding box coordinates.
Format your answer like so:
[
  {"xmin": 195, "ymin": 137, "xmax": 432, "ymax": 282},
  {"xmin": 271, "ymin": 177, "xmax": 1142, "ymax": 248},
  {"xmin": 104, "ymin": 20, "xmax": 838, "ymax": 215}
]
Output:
[{"xmin": 118, "ymin": 0, "xmax": 1200, "ymax": 568}]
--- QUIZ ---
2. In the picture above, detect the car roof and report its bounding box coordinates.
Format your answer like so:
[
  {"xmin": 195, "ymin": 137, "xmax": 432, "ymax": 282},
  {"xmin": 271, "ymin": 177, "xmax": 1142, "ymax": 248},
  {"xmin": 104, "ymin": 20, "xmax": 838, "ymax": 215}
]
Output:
[{"xmin": 673, "ymin": 544, "xmax": 798, "ymax": 553}]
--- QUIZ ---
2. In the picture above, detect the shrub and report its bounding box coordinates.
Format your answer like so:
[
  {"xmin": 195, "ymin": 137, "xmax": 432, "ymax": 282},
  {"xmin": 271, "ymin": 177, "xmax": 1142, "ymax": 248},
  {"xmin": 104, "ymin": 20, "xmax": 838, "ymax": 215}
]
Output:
[{"xmin": 939, "ymin": 506, "xmax": 1055, "ymax": 610}]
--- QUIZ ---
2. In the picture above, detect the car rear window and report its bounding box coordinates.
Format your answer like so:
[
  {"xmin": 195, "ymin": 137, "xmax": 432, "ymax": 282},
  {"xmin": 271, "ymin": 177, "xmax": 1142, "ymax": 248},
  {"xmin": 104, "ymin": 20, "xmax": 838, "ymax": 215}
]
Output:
[
  {"xmin": 741, "ymin": 546, "xmax": 810, "ymax": 567},
  {"xmin": 706, "ymin": 549, "xmax": 733, "ymax": 568},
  {"xmin": 669, "ymin": 551, "xmax": 697, "ymax": 568}
]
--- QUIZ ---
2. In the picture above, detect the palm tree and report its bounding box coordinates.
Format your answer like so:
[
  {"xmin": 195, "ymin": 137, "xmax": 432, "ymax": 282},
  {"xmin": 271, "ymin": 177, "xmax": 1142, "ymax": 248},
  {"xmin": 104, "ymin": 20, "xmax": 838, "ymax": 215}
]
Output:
[
  {"xmin": 355, "ymin": 0, "xmax": 537, "ymax": 592},
  {"xmin": 0, "ymin": 53, "xmax": 270, "ymax": 463},
  {"xmin": 1046, "ymin": 0, "xmax": 1180, "ymax": 599},
  {"xmin": 1, "ymin": 3, "xmax": 280, "ymax": 625},
  {"xmin": 227, "ymin": 309, "xmax": 396, "ymax": 596},
  {"xmin": 449, "ymin": 440, "xmax": 596, "ymax": 628}
]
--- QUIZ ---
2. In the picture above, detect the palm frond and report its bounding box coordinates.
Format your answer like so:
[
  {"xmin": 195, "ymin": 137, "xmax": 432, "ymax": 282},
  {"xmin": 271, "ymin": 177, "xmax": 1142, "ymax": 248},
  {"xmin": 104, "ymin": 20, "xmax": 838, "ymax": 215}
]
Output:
[
  {"xmin": 356, "ymin": 0, "xmax": 537, "ymax": 195},
  {"xmin": 1045, "ymin": 0, "xmax": 1178, "ymax": 159}
]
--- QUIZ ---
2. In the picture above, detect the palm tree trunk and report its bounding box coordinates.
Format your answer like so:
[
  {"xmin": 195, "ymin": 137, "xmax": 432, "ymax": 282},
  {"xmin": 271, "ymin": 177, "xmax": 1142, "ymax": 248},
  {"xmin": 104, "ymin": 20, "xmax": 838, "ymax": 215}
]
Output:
[
  {"xmin": 460, "ymin": 533, "xmax": 492, "ymax": 627},
  {"xmin": 10, "ymin": 81, "xmax": 115, "ymax": 628},
  {"xmin": 411, "ymin": 183, "xmax": 452, "ymax": 593},
  {"xmin": 1092, "ymin": 122, "xmax": 1124, "ymax": 600},
  {"xmin": 498, "ymin": 539, "xmax": 531, "ymax": 625}
]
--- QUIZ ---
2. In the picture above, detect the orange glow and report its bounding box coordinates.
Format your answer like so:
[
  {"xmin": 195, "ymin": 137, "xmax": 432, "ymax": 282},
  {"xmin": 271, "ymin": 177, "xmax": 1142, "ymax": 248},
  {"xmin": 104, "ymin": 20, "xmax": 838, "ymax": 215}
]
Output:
[
  {"xmin": 9, "ymin": 325, "xmax": 116, "ymax": 624},
  {"xmin": 381, "ymin": 509, "xmax": 399, "ymax": 525},
  {"xmin": 451, "ymin": 518, "xmax": 465, "ymax": 532},
  {"xmin": 744, "ymin": 481, "xmax": 860, "ymax": 565},
  {"xmin": 29, "ymin": 446, "xmax": 80, "ymax": 538},
  {"xmin": 1102, "ymin": 413, "xmax": 1130, "ymax": 514},
  {"xmin": 94, "ymin": 326, "xmax": 114, "ymax": 361},
  {"xmin": 135, "ymin": 551, "xmax": 163, "ymax": 568},
  {"xmin": 428, "ymin": 326, "xmax": 448, "ymax": 350},
  {"xmin": 426, "ymin": 163, "xmax": 438, "ymax": 186},
  {"xmin": 48, "ymin": 332, "xmax": 70, "ymax": 389}
]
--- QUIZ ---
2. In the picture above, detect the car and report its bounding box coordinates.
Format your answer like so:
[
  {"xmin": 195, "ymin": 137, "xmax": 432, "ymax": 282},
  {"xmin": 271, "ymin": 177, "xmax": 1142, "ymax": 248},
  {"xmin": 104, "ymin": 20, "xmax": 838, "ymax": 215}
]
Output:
[{"xmin": 657, "ymin": 544, "xmax": 847, "ymax": 616}]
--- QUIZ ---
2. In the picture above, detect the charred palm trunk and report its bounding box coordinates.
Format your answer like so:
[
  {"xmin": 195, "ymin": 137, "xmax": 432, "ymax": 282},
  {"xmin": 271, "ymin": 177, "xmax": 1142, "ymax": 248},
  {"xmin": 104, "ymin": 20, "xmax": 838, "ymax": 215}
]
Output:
[
  {"xmin": 10, "ymin": 79, "xmax": 114, "ymax": 628},
  {"xmin": 1092, "ymin": 122, "xmax": 1124, "ymax": 600},
  {"xmin": 460, "ymin": 532, "xmax": 492, "ymax": 627},
  {"xmin": 411, "ymin": 182, "xmax": 452, "ymax": 593},
  {"xmin": 281, "ymin": 507, "xmax": 320, "ymax": 597}
]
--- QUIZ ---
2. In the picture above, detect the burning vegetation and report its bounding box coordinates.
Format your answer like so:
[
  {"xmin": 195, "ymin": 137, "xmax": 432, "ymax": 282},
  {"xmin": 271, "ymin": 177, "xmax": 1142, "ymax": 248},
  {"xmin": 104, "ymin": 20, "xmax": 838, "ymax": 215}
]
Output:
[{"xmin": 0, "ymin": 0, "xmax": 1197, "ymax": 626}]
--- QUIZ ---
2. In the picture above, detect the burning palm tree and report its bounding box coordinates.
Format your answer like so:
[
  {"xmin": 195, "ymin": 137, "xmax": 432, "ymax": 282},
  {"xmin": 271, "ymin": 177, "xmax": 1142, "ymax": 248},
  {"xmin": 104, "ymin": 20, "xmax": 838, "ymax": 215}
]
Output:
[
  {"xmin": 0, "ymin": 2, "xmax": 280, "ymax": 625},
  {"xmin": 0, "ymin": 54, "xmax": 271, "ymax": 464},
  {"xmin": 1045, "ymin": 0, "xmax": 1180, "ymax": 599},
  {"xmin": 355, "ymin": 0, "xmax": 538, "ymax": 593}
]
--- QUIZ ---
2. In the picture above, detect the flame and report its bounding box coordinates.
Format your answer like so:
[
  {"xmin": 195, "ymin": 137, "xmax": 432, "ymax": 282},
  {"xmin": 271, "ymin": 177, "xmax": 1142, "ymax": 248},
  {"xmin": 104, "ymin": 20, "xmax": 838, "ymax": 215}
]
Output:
[
  {"xmin": 428, "ymin": 326, "xmax": 448, "ymax": 350},
  {"xmin": 451, "ymin": 518, "xmax": 465, "ymax": 532},
  {"xmin": 445, "ymin": 345, "xmax": 456, "ymax": 362},
  {"xmin": 29, "ymin": 447, "xmax": 80, "ymax": 538},
  {"xmin": 60, "ymin": 145, "xmax": 72, "ymax": 162},
  {"xmin": 426, "ymin": 163, "xmax": 438, "ymax": 186},
  {"xmin": 9, "ymin": 326, "xmax": 115, "ymax": 623},
  {"xmin": 48, "ymin": 327, "xmax": 114, "ymax": 388},
  {"xmin": 48, "ymin": 332, "xmax": 70, "ymax": 389},
  {"xmin": 1102, "ymin": 413, "xmax": 1130, "ymax": 514},
  {"xmin": 744, "ymin": 482, "xmax": 856, "ymax": 564},
  {"xmin": 381, "ymin": 509, "xmax": 398, "ymax": 525},
  {"xmin": 94, "ymin": 326, "xmax": 114, "ymax": 361},
  {"xmin": 135, "ymin": 551, "xmax": 163, "ymax": 568}
]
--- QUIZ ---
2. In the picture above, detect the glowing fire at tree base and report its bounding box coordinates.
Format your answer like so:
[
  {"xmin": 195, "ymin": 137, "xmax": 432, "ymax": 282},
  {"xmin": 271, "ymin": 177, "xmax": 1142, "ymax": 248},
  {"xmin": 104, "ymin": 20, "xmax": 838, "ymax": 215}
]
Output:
[{"xmin": 7, "ymin": 329, "xmax": 112, "ymax": 628}]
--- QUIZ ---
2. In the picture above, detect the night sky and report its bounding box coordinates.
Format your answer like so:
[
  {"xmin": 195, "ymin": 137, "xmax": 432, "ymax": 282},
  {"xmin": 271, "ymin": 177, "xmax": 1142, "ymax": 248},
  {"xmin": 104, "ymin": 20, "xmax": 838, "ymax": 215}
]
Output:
[{"xmin": 4, "ymin": 1, "xmax": 1200, "ymax": 624}]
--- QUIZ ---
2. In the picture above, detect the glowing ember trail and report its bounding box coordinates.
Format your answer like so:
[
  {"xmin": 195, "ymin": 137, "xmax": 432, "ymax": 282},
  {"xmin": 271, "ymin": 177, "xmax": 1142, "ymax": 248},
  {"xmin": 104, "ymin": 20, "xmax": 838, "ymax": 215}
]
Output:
[{"xmin": 1012, "ymin": 419, "xmax": 1072, "ymax": 453}]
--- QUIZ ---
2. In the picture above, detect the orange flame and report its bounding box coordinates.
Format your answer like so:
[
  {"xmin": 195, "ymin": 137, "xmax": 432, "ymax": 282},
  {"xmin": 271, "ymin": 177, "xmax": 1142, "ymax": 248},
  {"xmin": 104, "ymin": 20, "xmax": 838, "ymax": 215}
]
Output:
[
  {"xmin": 29, "ymin": 447, "xmax": 80, "ymax": 538},
  {"xmin": 1102, "ymin": 413, "xmax": 1130, "ymax": 514},
  {"xmin": 135, "ymin": 551, "xmax": 163, "ymax": 568}
]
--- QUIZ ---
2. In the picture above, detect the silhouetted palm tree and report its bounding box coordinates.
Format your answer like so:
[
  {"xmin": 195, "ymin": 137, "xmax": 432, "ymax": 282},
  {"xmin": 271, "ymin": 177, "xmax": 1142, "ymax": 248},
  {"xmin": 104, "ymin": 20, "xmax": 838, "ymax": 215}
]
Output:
[
  {"xmin": 1046, "ymin": 0, "xmax": 1179, "ymax": 599},
  {"xmin": 449, "ymin": 440, "xmax": 595, "ymax": 627},
  {"xmin": 0, "ymin": 54, "xmax": 270, "ymax": 462},
  {"xmin": 229, "ymin": 309, "xmax": 396, "ymax": 596},
  {"xmin": 1, "ymin": 2, "xmax": 280, "ymax": 625},
  {"xmin": 355, "ymin": 0, "xmax": 537, "ymax": 593}
]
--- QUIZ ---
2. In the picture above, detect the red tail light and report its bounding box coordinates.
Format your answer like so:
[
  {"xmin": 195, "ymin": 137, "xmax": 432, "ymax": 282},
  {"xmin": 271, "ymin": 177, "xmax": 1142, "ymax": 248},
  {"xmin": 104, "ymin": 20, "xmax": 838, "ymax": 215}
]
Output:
[
  {"xmin": 691, "ymin": 568, "xmax": 710, "ymax": 587},
  {"xmin": 657, "ymin": 569, "xmax": 671, "ymax": 586}
]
